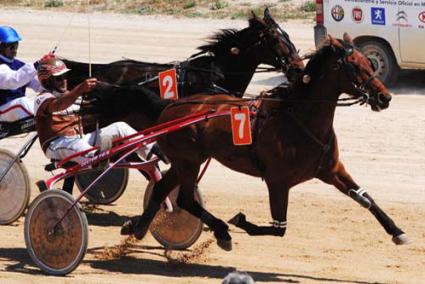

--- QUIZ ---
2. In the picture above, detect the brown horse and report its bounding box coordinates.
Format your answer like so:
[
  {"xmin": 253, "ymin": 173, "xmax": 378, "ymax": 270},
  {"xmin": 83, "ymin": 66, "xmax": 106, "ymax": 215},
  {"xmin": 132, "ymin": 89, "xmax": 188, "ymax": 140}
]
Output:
[{"xmin": 121, "ymin": 34, "xmax": 409, "ymax": 250}]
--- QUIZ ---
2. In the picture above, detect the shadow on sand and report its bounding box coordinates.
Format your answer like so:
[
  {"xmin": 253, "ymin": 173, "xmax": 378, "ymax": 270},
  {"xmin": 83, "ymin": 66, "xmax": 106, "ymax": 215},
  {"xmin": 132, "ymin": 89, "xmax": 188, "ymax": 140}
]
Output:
[
  {"xmin": 0, "ymin": 246, "xmax": 389, "ymax": 284},
  {"xmin": 86, "ymin": 244, "xmax": 388, "ymax": 284}
]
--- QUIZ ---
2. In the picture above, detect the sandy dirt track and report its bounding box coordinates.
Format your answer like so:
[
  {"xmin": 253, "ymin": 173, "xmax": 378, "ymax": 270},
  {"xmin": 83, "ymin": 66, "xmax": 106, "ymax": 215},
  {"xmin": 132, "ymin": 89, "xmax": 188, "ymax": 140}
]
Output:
[{"xmin": 0, "ymin": 9, "xmax": 425, "ymax": 284}]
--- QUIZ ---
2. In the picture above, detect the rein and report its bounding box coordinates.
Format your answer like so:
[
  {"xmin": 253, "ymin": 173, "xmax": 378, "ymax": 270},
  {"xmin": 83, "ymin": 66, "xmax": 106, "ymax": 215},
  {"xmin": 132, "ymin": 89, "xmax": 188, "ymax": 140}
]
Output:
[
  {"xmin": 167, "ymin": 95, "xmax": 368, "ymax": 108},
  {"xmin": 134, "ymin": 60, "xmax": 280, "ymax": 89}
]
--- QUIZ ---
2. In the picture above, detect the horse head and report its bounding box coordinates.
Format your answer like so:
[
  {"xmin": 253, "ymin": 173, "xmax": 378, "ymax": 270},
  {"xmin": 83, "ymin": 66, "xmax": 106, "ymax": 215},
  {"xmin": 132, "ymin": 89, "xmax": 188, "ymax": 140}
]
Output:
[
  {"xmin": 328, "ymin": 33, "xmax": 392, "ymax": 111},
  {"xmin": 262, "ymin": 8, "xmax": 304, "ymax": 82},
  {"xmin": 246, "ymin": 9, "xmax": 303, "ymax": 79}
]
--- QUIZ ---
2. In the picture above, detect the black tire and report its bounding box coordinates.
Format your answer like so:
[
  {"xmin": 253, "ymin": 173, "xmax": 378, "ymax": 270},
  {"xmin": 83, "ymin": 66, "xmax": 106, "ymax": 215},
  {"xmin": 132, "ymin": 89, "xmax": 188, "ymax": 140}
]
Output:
[
  {"xmin": 75, "ymin": 168, "xmax": 129, "ymax": 205},
  {"xmin": 143, "ymin": 171, "xmax": 204, "ymax": 250},
  {"xmin": 24, "ymin": 190, "xmax": 88, "ymax": 275},
  {"xmin": 0, "ymin": 148, "xmax": 31, "ymax": 225},
  {"xmin": 358, "ymin": 40, "xmax": 398, "ymax": 87}
]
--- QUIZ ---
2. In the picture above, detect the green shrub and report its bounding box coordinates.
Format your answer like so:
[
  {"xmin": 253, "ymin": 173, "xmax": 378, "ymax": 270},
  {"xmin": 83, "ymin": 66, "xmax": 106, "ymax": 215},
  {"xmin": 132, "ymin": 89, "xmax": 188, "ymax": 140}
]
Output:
[
  {"xmin": 210, "ymin": 0, "xmax": 228, "ymax": 11},
  {"xmin": 301, "ymin": 1, "xmax": 316, "ymax": 12},
  {"xmin": 184, "ymin": 1, "xmax": 196, "ymax": 9},
  {"xmin": 44, "ymin": 0, "xmax": 64, "ymax": 7},
  {"xmin": 138, "ymin": 6, "xmax": 153, "ymax": 15}
]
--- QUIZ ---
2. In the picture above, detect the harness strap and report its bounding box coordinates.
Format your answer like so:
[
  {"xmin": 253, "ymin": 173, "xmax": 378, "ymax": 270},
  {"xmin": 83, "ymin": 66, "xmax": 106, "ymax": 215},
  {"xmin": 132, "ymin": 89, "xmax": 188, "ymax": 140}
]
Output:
[
  {"xmin": 285, "ymin": 111, "xmax": 335, "ymax": 175},
  {"xmin": 249, "ymin": 99, "xmax": 266, "ymax": 176},
  {"xmin": 177, "ymin": 61, "xmax": 188, "ymax": 98}
]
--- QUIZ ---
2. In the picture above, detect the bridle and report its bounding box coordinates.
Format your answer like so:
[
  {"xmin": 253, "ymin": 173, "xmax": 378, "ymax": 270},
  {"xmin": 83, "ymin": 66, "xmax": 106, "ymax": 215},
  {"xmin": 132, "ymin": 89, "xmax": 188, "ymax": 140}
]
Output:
[{"xmin": 335, "ymin": 41, "xmax": 378, "ymax": 107}]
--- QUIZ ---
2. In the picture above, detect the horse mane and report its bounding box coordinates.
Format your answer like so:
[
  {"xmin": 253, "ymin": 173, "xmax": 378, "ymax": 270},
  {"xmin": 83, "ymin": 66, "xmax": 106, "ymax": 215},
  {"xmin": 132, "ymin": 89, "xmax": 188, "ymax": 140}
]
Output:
[
  {"xmin": 197, "ymin": 28, "xmax": 244, "ymax": 55},
  {"xmin": 289, "ymin": 40, "xmax": 335, "ymax": 90}
]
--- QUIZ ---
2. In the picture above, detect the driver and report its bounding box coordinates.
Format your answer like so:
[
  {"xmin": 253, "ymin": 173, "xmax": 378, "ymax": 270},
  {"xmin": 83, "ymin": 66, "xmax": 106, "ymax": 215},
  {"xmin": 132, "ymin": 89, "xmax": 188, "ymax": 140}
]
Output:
[
  {"xmin": 0, "ymin": 26, "xmax": 43, "ymax": 121},
  {"xmin": 34, "ymin": 55, "xmax": 151, "ymax": 164}
]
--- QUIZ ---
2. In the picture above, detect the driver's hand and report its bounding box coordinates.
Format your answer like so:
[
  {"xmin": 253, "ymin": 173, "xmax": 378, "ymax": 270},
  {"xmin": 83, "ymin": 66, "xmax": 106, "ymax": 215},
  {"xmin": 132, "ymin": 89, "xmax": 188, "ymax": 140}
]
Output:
[{"xmin": 81, "ymin": 78, "xmax": 97, "ymax": 93}]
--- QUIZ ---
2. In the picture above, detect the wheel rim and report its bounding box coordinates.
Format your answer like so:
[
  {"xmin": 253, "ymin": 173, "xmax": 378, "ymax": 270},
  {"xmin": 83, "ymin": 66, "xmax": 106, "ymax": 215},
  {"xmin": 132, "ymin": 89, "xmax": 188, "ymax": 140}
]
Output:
[
  {"xmin": 363, "ymin": 49, "xmax": 387, "ymax": 81},
  {"xmin": 25, "ymin": 190, "xmax": 88, "ymax": 275},
  {"xmin": 75, "ymin": 168, "xmax": 128, "ymax": 204},
  {"xmin": 144, "ymin": 182, "xmax": 203, "ymax": 250},
  {"xmin": 0, "ymin": 149, "xmax": 30, "ymax": 225}
]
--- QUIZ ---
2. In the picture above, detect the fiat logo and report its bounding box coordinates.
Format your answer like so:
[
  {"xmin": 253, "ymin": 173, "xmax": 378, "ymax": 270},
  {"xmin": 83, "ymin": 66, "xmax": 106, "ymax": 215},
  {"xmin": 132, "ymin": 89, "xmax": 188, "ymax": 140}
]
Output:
[{"xmin": 419, "ymin": 11, "xmax": 425, "ymax": 23}]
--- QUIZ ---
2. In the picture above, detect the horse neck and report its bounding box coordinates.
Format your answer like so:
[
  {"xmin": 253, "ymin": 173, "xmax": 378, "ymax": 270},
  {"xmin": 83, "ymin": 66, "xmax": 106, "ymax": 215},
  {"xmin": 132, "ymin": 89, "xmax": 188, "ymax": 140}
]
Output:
[
  {"xmin": 189, "ymin": 51, "xmax": 261, "ymax": 95},
  {"xmin": 287, "ymin": 71, "xmax": 341, "ymax": 141},
  {"xmin": 218, "ymin": 52, "xmax": 262, "ymax": 94}
]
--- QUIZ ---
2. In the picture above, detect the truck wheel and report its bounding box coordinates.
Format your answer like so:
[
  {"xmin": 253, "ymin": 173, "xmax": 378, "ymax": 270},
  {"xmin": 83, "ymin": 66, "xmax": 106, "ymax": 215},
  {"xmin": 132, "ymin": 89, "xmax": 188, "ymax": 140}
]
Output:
[{"xmin": 358, "ymin": 40, "xmax": 398, "ymax": 87}]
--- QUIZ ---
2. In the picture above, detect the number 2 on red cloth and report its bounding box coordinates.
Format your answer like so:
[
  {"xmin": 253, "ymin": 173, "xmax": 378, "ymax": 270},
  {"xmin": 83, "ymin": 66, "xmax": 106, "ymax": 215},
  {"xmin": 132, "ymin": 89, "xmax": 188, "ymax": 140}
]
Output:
[
  {"xmin": 159, "ymin": 69, "xmax": 179, "ymax": 100},
  {"xmin": 230, "ymin": 106, "xmax": 252, "ymax": 146}
]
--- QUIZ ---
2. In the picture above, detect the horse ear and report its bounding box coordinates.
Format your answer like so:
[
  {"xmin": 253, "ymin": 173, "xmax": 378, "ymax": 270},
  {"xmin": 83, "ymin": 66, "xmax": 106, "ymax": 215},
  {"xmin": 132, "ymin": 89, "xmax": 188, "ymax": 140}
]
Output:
[
  {"xmin": 328, "ymin": 34, "xmax": 343, "ymax": 49},
  {"xmin": 249, "ymin": 10, "xmax": 261, "ymax": 27},
  {"xmin": 264, "ymin": 7, "xmax": 275, "ymax": 26},
  {"xmin": 264, "ymin": 7, "xmax": 271, "ymax": 19},
  {"xmin": 230, "ymin": 47, "xmax": 240, "ymax": 55},
  {"xmin": 343, "ymin": 32, "xmax": 354, "ymax": 45}
]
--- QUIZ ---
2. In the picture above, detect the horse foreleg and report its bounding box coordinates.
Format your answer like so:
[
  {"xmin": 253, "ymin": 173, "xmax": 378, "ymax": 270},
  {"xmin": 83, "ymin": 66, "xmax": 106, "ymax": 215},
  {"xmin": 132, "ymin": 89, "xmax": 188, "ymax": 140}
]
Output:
[
  {"xmin": 120, "ymin": 166, "xmax": 179, "ymax": 239},
  {"xmin": 228, "ymin": 180, "xmax": 288, "ymax": 237},
  {"xmin": 175, "ymin": 164, "xmax": 232, "ymax": 251},
  {"xmin": 320, "ymin": 162, "xmax": 410, "ymax": 245}
]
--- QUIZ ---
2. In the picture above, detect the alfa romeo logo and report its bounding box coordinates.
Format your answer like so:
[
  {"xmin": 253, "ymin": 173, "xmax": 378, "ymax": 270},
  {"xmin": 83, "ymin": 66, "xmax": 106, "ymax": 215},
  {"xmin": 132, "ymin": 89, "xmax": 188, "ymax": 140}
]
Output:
[{"xmin": 331, "ymin": 5, "xmax": 344, "ymax": 22}]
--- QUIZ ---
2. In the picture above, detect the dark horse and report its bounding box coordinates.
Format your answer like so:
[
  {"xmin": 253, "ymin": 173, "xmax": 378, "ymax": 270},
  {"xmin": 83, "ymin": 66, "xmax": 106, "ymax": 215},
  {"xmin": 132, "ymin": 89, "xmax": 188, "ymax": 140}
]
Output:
[
  {"xmin": 121, "ymin": 34, "xmax": 409, "ymax": 250},
  {"xmin": 65, "ymin": 9, "xmax": 302, "ymax": 99},
  {"xmin": 75, "ymin": 10, "xmax": 304, "ymax": 131}
]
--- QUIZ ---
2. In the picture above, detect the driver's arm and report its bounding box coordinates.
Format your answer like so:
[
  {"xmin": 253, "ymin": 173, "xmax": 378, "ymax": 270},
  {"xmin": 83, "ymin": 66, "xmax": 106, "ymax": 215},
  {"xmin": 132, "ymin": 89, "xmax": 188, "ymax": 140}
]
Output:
[{"xmin": 45, "ymin": 78, "xmax": 97, "ymax": 113}]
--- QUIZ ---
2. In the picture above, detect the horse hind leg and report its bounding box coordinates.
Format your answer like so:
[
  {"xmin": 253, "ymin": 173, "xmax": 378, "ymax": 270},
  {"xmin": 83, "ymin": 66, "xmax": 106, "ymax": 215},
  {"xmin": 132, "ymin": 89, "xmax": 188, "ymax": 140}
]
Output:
[
  {"xmin": 175, "ymin": 163, "xmax": 232, "ymax": 251},
  {"xmin": 320, "ymin": 162, "xmax": 410, "ymax": 245}
]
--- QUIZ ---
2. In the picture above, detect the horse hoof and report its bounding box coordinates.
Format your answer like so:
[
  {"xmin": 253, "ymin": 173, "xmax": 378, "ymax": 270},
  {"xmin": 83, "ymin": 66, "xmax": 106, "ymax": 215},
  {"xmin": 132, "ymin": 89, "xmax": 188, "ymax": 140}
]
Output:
[
  {"xmin": 217, "ymin": 239, "xmax": 232, "ymax": 251},
  {"xmin": 133, "ymin": 224, "xmax": 150, "ymax": 240},
  {"xmin": 392, "ymin": 233, "xmax": 411, "ymax": 245},
  {"xmin": 228, "ymin": 212, "xmax": 246, "ymax": 226},
  {"xmin": 120, "ymin": 219, "xmax": 134, "ymax": 236}
]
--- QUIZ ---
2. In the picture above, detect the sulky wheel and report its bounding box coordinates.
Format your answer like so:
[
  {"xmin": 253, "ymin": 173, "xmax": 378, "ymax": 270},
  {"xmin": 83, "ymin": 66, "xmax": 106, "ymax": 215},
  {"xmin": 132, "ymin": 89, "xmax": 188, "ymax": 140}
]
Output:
[
  {"xmin": 24, "ymin": 190, "xmax": 88, "ymax": 275},
  {"xmin": 144, "ymin": 174, "xmax": 204, "ymax": 250},
  {"xmin": 0, "ymin": 148, "xmax": 30, "ymax": 225},
  {"xmin": 75, "ymin": 168, "xmax": 129, "ymax": 205}
]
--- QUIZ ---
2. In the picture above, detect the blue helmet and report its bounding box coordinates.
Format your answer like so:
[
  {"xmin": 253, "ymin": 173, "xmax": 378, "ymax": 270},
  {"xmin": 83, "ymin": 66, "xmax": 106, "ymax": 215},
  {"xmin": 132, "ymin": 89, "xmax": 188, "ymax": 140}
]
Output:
[{"xmin": 0, "ymin": 26, "xmax": 22, "ymax": 44}]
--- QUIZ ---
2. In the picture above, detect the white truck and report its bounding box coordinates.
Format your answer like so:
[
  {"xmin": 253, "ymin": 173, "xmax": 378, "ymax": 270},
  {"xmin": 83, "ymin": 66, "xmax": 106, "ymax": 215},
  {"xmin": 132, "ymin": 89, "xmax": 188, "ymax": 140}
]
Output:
[{"xmin": 314, "ymin": 0, "xmax": 425, "ymax": 86}]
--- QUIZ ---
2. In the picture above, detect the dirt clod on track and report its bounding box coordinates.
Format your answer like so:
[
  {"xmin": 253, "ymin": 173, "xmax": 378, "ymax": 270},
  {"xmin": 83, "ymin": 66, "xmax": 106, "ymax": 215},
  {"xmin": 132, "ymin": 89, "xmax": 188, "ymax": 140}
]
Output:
[
  {"xmin": 95, "ymin": 236, "xmax": 139, "ymax": 260},
  {"xmin": 164, "ymin": 238, "xmax": 214, "ymax": 265}
]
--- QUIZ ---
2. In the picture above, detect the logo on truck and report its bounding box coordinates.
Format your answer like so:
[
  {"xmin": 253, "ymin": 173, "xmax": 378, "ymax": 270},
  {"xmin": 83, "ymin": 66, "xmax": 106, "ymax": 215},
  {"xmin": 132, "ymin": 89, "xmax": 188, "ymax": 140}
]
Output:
[
  {"xmin": 396, "ymin": 11, "xmax": 408, "ymax": 22},
  {"xmin": 419, "ymin": 11, "xmax": 425, "ymax": 23},
  {"xmin": 352, "ymin": 7, "xmax": 363, "ymax": 23},
  {"xmin": 331, "ymin": 5, "xmax": 344, "ymax": 22},
  {"xmin": 371, "ymin": 7, "xmax": 386, "ymax": 25},
  {"xmin": 393, "ymin": 10, "xmax": 412, "ymax": 28}
]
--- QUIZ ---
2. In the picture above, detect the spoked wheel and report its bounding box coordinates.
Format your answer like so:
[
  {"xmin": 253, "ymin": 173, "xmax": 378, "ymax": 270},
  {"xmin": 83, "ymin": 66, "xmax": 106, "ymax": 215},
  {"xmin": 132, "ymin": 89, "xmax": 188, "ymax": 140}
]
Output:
[
  {"xmin": 144, "ymin": 174, "xmax": 204, "ymax": 250},
  {"xmin": 0, "ymin": 148, "xmax": 30, "ymax": 225},
  {"xmin": 24, "ymin": 190, "xmax": 88, "ymax": 275},
  {"xmin": 75, "ymin": 168, "xmax": 129, "ymax": 205}
]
